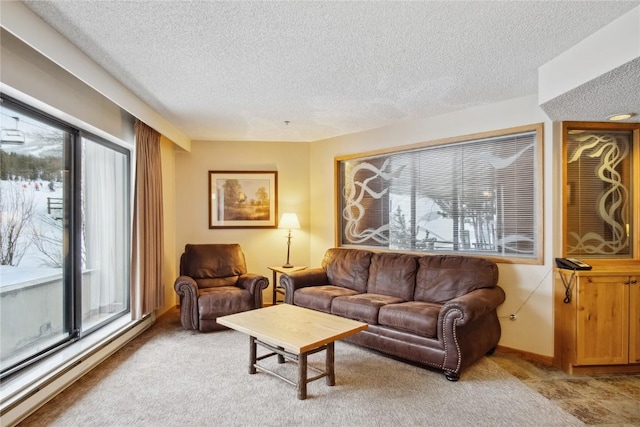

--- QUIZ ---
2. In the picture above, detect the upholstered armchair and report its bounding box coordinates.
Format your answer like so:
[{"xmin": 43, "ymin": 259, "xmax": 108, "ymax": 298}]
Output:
[{"xmin": 174, "ymin": 244, "xmax": 269, "ymax": 332}]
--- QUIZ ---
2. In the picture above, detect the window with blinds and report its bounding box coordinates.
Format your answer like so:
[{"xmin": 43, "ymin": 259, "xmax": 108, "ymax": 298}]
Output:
[
  {"xmin": 337, "ymin": 124, "xmax": 543, "ymax": 263},
  {"xmin": 563, "ymin": 122, "xmax": 638, "ymax": 260}
]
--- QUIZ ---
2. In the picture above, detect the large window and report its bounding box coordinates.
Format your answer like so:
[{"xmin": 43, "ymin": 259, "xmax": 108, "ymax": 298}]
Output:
[
  {"xmin": 0, "ymin": 95, "xmax": 131, "ymax": 378},
  {"xmin": 336, "ymin": 124, "xmax": 543, "ymax": 263},
  {"xmin": 563, "ymin": 122, "xmax": 639, "ymax": 261}
]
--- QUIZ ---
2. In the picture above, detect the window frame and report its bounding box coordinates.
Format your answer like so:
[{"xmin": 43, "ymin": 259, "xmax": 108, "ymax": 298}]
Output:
[
  {"xmin": 334, "ymin": 123, "xmax": 544, "ymax": 265},
  {"xmin": 561, "ymin": 121, "xmax": 640, "ymax": 265}
]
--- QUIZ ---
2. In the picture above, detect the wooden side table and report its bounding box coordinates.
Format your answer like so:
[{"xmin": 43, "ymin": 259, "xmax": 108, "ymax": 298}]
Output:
[{"xmin": 267, "ymin": 266, "xmax": 306, "ymax": 305}]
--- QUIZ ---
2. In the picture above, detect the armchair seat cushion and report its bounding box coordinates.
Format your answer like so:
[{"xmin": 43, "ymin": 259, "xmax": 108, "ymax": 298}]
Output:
[
  {"xmin": 378, "ymin": 301, "xmax": 442, "ymax": 338},
  {"xmin": 198, "ymin": 287, "xmax": 253, "ymax": 320},
  {"xmin": 294, "ymin": 285, "xmax": 359, "ymax": 313},
  {"xmin": 331, "ymin": 293, "xmax": 404, "ymax": 324}
]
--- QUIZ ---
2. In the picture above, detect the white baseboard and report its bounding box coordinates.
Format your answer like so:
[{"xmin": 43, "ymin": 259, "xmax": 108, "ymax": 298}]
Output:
[{"xmin": 0, "ymin": 313, "xmax": 155, "ymax": 427}]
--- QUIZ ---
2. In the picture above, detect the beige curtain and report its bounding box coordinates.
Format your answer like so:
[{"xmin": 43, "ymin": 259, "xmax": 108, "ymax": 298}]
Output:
[{"xmin": 131, "ymin": 120, "xmax": 164, "ymax": 319}]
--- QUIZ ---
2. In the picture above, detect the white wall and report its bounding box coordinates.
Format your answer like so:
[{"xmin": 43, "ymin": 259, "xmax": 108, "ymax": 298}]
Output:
[
  {"xmin": 174, "ymin": 140, "xmax": 311, "ymax": 304},
  {"xmin": 539, "ymin": 6, "xmax": 640, "ymax": 104},
  {"xmin": 309, "ymin": 94, "xmax": 560, "ymax": 356},
  {"xmin": 0, "ymin": 28, "xmax": 134, "ymax": 144}
]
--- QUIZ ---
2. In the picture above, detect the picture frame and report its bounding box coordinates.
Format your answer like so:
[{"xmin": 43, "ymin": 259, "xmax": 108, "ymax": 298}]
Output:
[{"xmin": 208, "ymin": 170, "xmax": 278, "ymax": 229}]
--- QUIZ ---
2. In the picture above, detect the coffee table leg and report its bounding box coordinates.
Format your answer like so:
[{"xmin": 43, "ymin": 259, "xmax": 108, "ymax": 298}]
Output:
[
  {"xmin": 297, "ymin": 352, "xmax": 308, "ymax": 400},
  {"xmin": 272, "ymin": 271, "xmax": 277, "ymax": 305},
  {"xmin": 326, "ymin": 342, "xmax": 335, "ymax": 386},
  {"xmin": 249, "ymin": 336, "xmax": 257, "ymax": 374},
  {"xmin": 277, "ymin": 346, "xmax": 285, "ymax": 364}
]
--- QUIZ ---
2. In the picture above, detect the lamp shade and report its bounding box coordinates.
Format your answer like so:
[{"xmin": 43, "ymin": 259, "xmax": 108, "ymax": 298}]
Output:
[{"xmin": 278, "ymin": 213, "xmax": 300, "ymax": 230}]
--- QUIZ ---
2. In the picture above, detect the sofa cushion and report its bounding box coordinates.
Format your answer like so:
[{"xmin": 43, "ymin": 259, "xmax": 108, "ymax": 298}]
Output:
[
  {"xmin": 322, "ymin": 248, "xmax": 373, "ymax": 293},
  {"xmin": 378, "ymin": 301, "xmax": 442, "ymax": 338},
  {"xmin": 294, "ymin": 285, "xmax": 359, "ymax": 313},
  {"xmin": 414, "ymin": 255, "xmax": 499, "ymax": 304},
  {"xmin": 367, "ymin": 253, "xmax": 418, "ymax": 300},
  {"xmin": 331, "ymin": 293, "xmax": 404, "ymax": 324}
]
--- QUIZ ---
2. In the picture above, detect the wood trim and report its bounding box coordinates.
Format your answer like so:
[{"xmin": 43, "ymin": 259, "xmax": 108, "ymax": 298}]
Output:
[
  {"xmin": 334, "ymin": 157, "xmax": 340, "ymax": 247},
  {"xmin": 334, "ymin": 123, "xmax": 544, "ymax": 162},
  {"xmin": 495, "ymin": 345, "xmax": 554, "ymax": 366},
  {"xmin": 630, "ymin": 278, "xmax": 640, "ymax": 364},
  {"xmin": 553, "ymin": 269, "xmax": 577, "ymax": 372},
  {"xmin": 534, "ymin": 122, "xmax": 545, "ymax": 266},
  {"xmin": 567, "ymin": 364, "xmax": 640, "ymax": 376}
]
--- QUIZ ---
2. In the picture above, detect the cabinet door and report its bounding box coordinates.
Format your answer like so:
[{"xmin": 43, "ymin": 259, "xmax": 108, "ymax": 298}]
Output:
[
  {"xmin": 630, "ymin": 277, "xmax": 640, "ymax": 364},
  {"xmin": 576, "ymin": 275, "xmax": 629, "ymax": 365}
]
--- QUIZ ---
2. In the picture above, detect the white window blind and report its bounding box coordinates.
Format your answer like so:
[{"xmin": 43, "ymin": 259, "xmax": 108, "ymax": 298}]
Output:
[{"xmin": 338, "ymin": 125, "xmax": 541, "ymax": 261}]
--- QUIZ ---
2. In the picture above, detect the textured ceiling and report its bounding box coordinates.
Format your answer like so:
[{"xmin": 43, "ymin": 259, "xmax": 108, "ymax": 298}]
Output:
[
  {"xmin": 21, "ymin": 1, "xmax": 640, "ymax": 142},
  {"xmin": 540, "ymin": 56, "xmax": 640, "ymax": 123}
]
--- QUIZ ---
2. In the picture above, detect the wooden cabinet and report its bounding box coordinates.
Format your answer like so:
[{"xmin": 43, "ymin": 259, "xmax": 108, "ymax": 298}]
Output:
[
  {"xmin": 631, "ymin": 280, "xmax": 640, "ymax": 364},
  {"xmin": 554, "ymin": 266, "xmax": 640, "ymax": 374}
]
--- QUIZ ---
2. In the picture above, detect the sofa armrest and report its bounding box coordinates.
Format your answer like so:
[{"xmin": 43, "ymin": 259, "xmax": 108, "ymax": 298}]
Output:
[
  {"xmin": 174, "ymin": 275, "xmax": 199, "ymax": 330},
  {"xmin": 280, "ymin": 268, "xmax": 328, "ymax": 304},
  {"xmin": 439, "ymin": 286, "xmax": 506, "ymax": 326},
  {"xmin": 237, "ymin": 273, "xmax": 270, "ymax": 308}
]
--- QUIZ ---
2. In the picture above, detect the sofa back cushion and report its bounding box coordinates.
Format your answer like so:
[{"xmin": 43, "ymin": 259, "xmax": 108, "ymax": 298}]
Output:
[
  {"xmin": 322, "ymin": 248, "xmax": 373, "ymax": 293},
  {"xmin": 367, "ymin": 253, "xmax": 418, "ymax": 301},
  {"xmin": 414, "ymin": 255, "xmax": 498, "ymax": 303},
  {"xmin": 181, "ymin": 244, "xmax": 246, "ymax": 288}
]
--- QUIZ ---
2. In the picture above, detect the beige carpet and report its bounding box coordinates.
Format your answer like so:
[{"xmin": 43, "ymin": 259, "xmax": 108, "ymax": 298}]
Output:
[{"xmin": 20, "ymin": 309, "xmax": 583, "ymax": 426}]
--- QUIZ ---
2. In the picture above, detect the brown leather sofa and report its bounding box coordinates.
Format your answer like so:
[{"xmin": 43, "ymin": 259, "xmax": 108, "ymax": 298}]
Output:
[
  {"xmin": 174, "ymin": 244, "xmax": 269, "ymax": 332},
  {"xmin": 281, "ymin": 248, "xmax": 505, "ymax": 380}
]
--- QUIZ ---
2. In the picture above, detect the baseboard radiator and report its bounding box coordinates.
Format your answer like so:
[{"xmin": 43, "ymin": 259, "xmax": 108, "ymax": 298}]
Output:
[{"xmin": 0, "ymin": 313, "xmax": 155, "ymax": 427}]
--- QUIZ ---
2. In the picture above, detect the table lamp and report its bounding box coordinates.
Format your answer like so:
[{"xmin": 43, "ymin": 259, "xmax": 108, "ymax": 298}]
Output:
[{"xmin": 278, "ymin": 212, "xmax": 300, "ymax": 268}]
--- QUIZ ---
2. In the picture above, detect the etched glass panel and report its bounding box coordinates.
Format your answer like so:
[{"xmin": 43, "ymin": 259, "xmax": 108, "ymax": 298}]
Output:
[{"xmin": 566, "ymin": 130, "xmax": 633, "ymax": 258}]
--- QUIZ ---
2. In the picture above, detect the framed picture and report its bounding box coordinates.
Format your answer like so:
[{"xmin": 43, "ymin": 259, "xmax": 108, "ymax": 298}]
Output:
[{"xmin": 209, "ymin": 171, "xmax": 278, "ymax": 228}]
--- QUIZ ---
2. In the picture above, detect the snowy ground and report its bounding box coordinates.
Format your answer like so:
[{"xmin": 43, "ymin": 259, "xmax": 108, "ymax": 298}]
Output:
[{"xmin": 0, "ymin": 178, "xmax": 64, "ymax": 270}]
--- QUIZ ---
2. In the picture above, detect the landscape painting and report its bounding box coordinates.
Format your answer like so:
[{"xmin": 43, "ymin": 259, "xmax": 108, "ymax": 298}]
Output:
[{"xmin": 209, "ymin": 171, "xmax": 277, "ymax": 228}]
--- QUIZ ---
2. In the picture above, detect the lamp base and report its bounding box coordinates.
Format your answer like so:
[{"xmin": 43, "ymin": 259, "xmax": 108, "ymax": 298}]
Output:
[{"xmin": 282, "ymin": 263, "xmax": 294, "ymax": 268}]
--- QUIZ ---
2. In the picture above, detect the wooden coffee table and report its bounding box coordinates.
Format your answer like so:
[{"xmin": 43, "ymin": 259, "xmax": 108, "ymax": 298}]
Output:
[{"xmin": 217, "ymin": 304, "xmax": 368, "ymax": 399}]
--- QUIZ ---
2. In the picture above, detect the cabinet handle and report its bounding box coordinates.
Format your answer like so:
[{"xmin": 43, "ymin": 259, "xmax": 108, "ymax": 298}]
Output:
[{"xmin": 631, "ymin": 279, "xmax": 638, "ymax": 284}]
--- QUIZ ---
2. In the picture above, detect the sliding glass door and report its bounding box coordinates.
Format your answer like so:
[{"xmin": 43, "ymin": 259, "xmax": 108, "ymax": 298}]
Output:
[{"xmin": 0, "ymin": 95, "xmax": 131, "ymax": 378}]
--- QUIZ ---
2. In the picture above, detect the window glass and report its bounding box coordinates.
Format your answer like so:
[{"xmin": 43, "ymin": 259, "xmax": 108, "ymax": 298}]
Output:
[
  {"xmin": 0, "ymin": 102, "xmax": 70, "ymax": 372},
  {"xmin": 81, "ymin": 137, "xmax": 130, "ymax": 332},
  {"xmin": 337, "ymin": 125, "xmax": 542, "ymax": 262}
]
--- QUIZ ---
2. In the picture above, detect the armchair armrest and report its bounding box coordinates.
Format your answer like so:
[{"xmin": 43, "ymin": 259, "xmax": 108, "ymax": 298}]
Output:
[
  {"xmin": 237, "ymin": 273, "xmax": 270, "ymax": 308},
  {"xmin": 174, "ymin": 275, "xmax": 199, "ymax": 330},
  {"xmin": 439, "ymin": 286, "xmax": 506, "ymax": 327},
  {"xmin": 237, "ymin": 273, "xmax": 270, "ymax": 294},
  {"xmin": 280, "ymin": 268, "xmax": 328, "ymax": 304}
]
